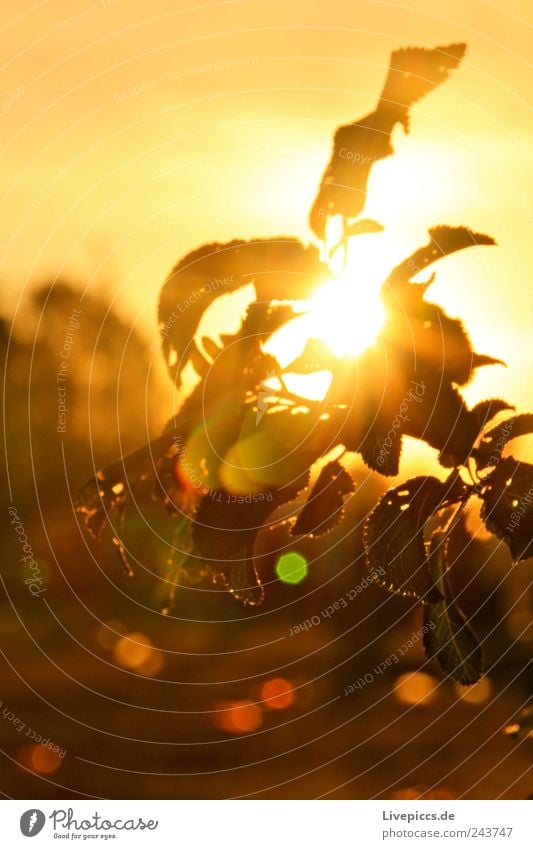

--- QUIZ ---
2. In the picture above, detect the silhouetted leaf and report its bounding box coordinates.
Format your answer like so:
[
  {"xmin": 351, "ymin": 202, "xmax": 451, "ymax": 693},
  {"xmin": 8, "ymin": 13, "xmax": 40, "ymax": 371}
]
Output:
[
  {"xmin": 378, "ymin": 43, "xmax": 467, "ymax": 113},
  {"xmin": 386, "ymin": 226, "xmax": 495, "ymax": 288},
  {"xmin": 476, "ymin": 414, "xmax": 533, "ymax": 470},
  {"xmin": 479, "ymin": 457, "xmax": 533, "ymax": 562},
  {"xmin": 359, "ymin": 425, "xmax": 404, "ymax": 477},
  {"xmin": 336, "ymin": 334, "xmax": 480, "ymax": 473},
  {"xmin": 192, "ymin": 477, "xmax": 308, "ymax": 605},
  {"xmin": 422, "ymin": 529, "xmax": 483, "ymax": 684},
  {"xmin": 159, "ymin": 238, "xmax": 324, "ymax": 385},
  {"xmin": 345, "ymin": 219, "xmax": 384, "ymax": 236},
  {"xmin": 363, "ymin": 476, "xmax": 465, "ymax": 599},
  {"xmin": 404, "ymin": 380, "xmax": 480, "ymax": 467},
  {"xmin": 75, "ymin": 35, "xmax": 528, "ymax": 651},
  {"xmin": 424, "ymin": 600, "xmax": 483, "ymax": 685},
  {"xmin": 292, "ymin": 460, "xmax": 354, "ymax": 537},
  {"xmin": 471, "ymin": 353, "xmax": 505, "ymax": 371},
  {"xmin": 382, "ymin": 276, "xmax": 494, "ymax": 386},
  {"xmin": 310, "ymin": 45, "xmax": 466, "ymax": 239},
  {"xmin": 188, "ymin": 342, "xmax": 210, "ymax": 379},
  {"xmin": 471, "ymin": 399, "xmax": 515, "ymax": 431},
  {"xmin": 337, "ymin": 347, "xmax": 409, "ymax": 476}
]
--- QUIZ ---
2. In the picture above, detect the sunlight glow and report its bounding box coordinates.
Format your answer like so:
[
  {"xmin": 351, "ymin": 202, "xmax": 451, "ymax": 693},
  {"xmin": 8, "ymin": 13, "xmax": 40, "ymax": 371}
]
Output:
[
  {"xmin": 260, "ymin": 677, "xmax": 296, "ymax": 710},
  {"xmin": 306, "ymin": 267, "xmax": 385, "ymax": 358},
  {"xmin": 310, "ymin": 223, "xmax": 387, "ymax": 356}
]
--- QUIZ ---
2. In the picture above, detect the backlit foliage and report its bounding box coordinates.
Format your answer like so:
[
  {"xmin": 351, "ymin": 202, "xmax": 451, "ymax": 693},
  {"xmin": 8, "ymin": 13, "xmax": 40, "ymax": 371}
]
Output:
[{"xmin": 76, "ymin": 43, "xmax": 533, "ymax": 686}]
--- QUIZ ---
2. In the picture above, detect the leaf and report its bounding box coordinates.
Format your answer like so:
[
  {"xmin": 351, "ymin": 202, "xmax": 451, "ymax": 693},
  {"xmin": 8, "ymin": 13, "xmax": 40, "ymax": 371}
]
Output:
[
  {"xmin": 471, "ymin": 353, "xmax": 505, "ymax": 371},
  {"xmin": 158, "ymin": 238, "xmax": 324, "ymax": 385},
  {"xmin": 423, "ymin": 600, "xmax": 483, "ymax": 685},
  {"xmin": 223, "ymin": 560, "xmax": 265, "ymax": 607},
  {"xmin": 422, "ymin": 529, "xmax": 483, "ymax": 684},
  {"xmin": 379, "ymin": 44, "xmax": 467, "ymax": 114},
  {"xmin": 240, "ymin": 300, "xmax": 298, "ymax": 340},
  {"xmin": 338, "ymin": 347, "xmax": 409, "ymax": 476},
  {"xmin": 476, "ymin": 414, "xmax": 533, "ymax": 470},
  {"xmin": 363, "ymin": 476, "xmax": 464, "ymax": 599},
  {"xmin": 471, "ymin": 399, "xmax": 515, "ymax": 430},
  {"xmin": 192, "ymin": 476, "xmax": 308, "ymax": 606},
  {"xmin": 479, "ymin": 457, "xmax": 533, "ymax": 562},
  {"xmin": 309, "ymin": 46, "xmax": 466, "ymax": 239},
  {"xmin": 345, "ymin": 218, "xmax": 384, "ymax": 236},
  {"xmin": 75, "ymin": 434, "xmax": 172, "ymax": 539},
  {"xmin": 188, "ymin": 342, "xmax": 210, "ymax": 379},
  {"xmin": 359, "ymin": 426, "xmax": 404, "ymax": 477},
  {"xmin": 404, "ymin": 380, "xmax": 480, "ymax": 468},
  {"xmin": 338, "ymin": 346, "xmax": 479, "ymax": 474},
  {"xmin": 386, "ymin": 226, "xmax": 495, "ymax": 288},
  {"xmin": 292, "ymin": 460, "xmax": 354, "ymax": 537},
  {"xmin": 382, "ymin": 281, "xmax": 493, "ymax": 386}
]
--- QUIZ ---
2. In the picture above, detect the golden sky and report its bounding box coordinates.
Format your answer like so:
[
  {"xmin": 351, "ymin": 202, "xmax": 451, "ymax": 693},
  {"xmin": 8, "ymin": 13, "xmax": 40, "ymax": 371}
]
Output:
[{"xmin": 1, "ymin": 0, "xmax": 532, "ymax": 408}]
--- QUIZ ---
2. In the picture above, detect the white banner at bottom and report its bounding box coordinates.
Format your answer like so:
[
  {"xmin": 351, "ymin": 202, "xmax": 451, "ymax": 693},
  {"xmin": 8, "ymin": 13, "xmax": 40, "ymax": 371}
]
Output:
[{"xmin": 0, "ymin": 800, "xmax": 530, "ymax": 848}]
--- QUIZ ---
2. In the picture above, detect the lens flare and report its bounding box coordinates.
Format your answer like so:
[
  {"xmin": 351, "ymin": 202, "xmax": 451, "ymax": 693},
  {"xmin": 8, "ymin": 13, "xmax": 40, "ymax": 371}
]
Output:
[
  {"xmin": 394, "ymin": 671, "xmax": 438, "ymax": 706},
  {"xmin": 19, "ymin": 744, "xmax": 63, "ymax": 775},
  {"xmin": 275, "ymin": 551, "xmax": 308, "ymax": 584},
  {"xmin": 213, "ymin": 700, "xmax": 263, "ymax": 734},
  {"xmin": 260, "ymin": 677, "xmax": 295, "ymax": 710}
]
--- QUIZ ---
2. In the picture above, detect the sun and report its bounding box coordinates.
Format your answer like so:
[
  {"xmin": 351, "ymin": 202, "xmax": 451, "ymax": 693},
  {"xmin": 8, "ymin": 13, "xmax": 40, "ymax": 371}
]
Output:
[
  {"xmin": 264, "ymin": 227, "xmax": 388, "ymax": 379},
  {"xmin": 306, "ymin": 263, "xmax": 385, "ymax": 358}
]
